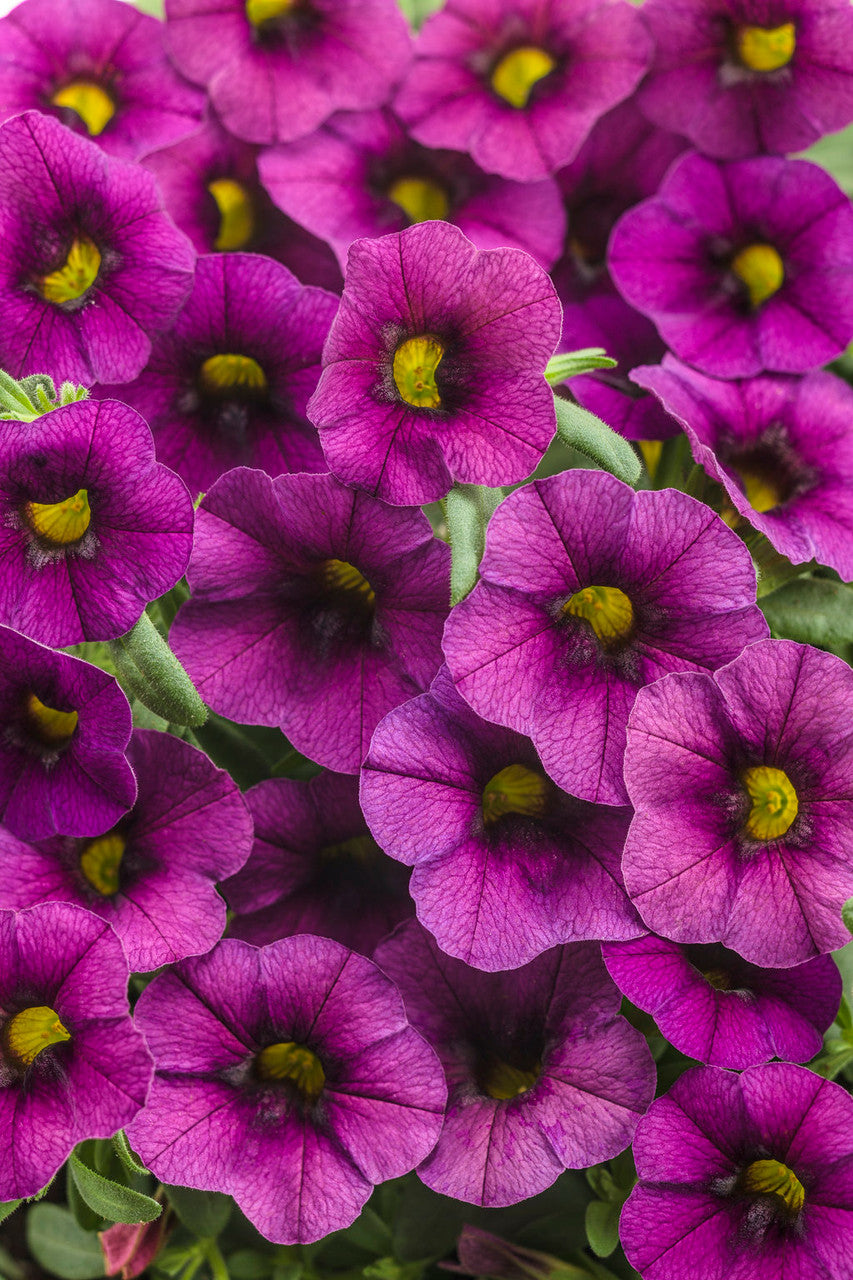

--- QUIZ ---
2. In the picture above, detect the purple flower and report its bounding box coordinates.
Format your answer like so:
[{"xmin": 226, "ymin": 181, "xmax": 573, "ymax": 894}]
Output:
[
  {"xmin": 608, "ymin": 151, "xmax": 853, "ymax": 379},
  {"xmin": 633, "ymin": 359, "xmax": 853, "ymax": 579},
  {"xmin": 394, "ymin": 0, "xmax": 651, "ymax": 182},
  {"xmin": 164, "ymin": 0, "xmax": 412, "ymax": 146},
  {"xmin": 224, "ymin": 771, "xmax": 413, "ymax": 957},
  {"xmin": 170, "ymin": 468, "xmax": 450, "ymax": 774},
  {"xmin": 639, "ymin": 0, "xmax": 853, "ymax": 159},
  {"xmin": 361, "ymin": 668, "xmax": 642, "ymax": 972},
  {"xmin": 126, "ymin": 934, "xmax": 446, "ymax": 1243},
  {"xmin": 0, "ymin": 626, "xmax": 135, "ymax": 842},
  {"xmin": 443, "ymin": 471, "xmax": 767, "ymax": 806},
  {"xmin": 0, "ymin": 729, "xmax": 253, "ymax": 972},
  {"xmin": 375, "ymin": 920, "xmax": 655, "ymax": 1207},
  {"xmin": 623, "ymin": 638, "xmax": 853, "ymax": 967},
  {"xmin": 0, "ymin": 112, "xmax": 195, "ymax": 384},
  {"xmin": 621, "ymin": 1063, "xmax": 853, "ymax": 1280},
  {"xmin": 0, "ymin": 901, "xmax": 152, "ymax": 1200},
  {"xmin": 0, "ymin": 398, "xmax": 194, "ymax": 647},
  {"xmin": 0, "ymin": 0, "xmax": 205, "ymax": 160},
  {"xmin": 96, "ymin": 254, "xmax": 337, "ymax": 497},
  {"xmin": 307, "ymin": 221, "xmax": 561, "ymax": 505},
  {"xmin": 602, "ymin": 935, "xmax": 841, "ymax": 1069},
  {"xmin": 257, "ymin": 107, "xmax": 565, "ymax": 272}
]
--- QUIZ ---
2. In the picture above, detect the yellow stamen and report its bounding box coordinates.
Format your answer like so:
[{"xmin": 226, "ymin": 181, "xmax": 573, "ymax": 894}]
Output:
[
  {"xmin": 736, "ymin": 23, "xmax": 796, "ymax": 73},
  {"xmin": 743, "ymin": 765, "xmax": 799, "ymax": 841},
  {"xmin": 734, "ymin": 466, "xmax": 782, "ymax": 514},
  {"xmin": 26, "ymin": 488, "xmax": 91, "ymax": 545},
  {"xmin": 246, "ymin": 0, "xmax": 294, "ymax": 26},
  {"xmin": 4, "ymin": 1005, "xmax": 70, "ymax": 1067},
  {"xmin": 322, "ymin": 559, "xmax": 376, "ymax": 608},
  {"xmin": 199, "ymin": 353, "xmax": 267, "ymax": 395},
  {"xmin": 208, "ymin": 178, "xmax": 256, "ymax": 252},
  {"xmin": 39, "ymin": 236, "xmax": 101, "ymax": 306},
  {"xmin": 731, "ymin": 244, "xmax": 785, "ymax": 309},
  {"xmin": 255, "ymin": 1041, "xmax": 325, "ymax": 1101},
  {"xmin": 25, "ymin": 694, "xmax": 78, "ymax": 747},
  {"xmin": 392, "ymin": 335, "xmax": 444, "ymax": 409},
  {"xmin": 564, "ymin": 585, "xmax": 634, "ymax": 647},
  {"xmin": 491, "ymin": 46, "xmax": 556, "ymax": 109},
  {"xmin": 80, "ymin": 831, "xmax": 126, "ymax": 897},
  {"xmin": 741, "ymin": 1159, "xmax": 805, "ymax": 1217},
  {"xmin": 51, "ymin": 80, "xmax": 115, "ymax": 136},
  {"xmin": 482, "ymin": 1059, "xmax": 541, "ymax": 1101},
  {"xmin": 387, "ymin": 176, "xmax": 449, "ymax": 225},
  {"xmin": 319, "ymin": 835, "xmax": 376, "ymax": 862},
  {"xmin": 482, "ymin": 763, "xmax": 550, "ymax": 825}
]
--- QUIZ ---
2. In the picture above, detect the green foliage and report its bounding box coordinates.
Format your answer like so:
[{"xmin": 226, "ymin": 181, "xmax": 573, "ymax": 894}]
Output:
[
  {"xmin": 545, "ymin": 350, "xmax": 617, "ymax": 385},
  {"xmin": 164, "ymin": 1186, "xmax": 233, "ymax": 1239},
  {"xmin": 109, "ymin": 611, "xmax": 207, "ymax": 727},
  {"xmin": 25, "ymin": 1205, "xmax": 105, "ymax": 1279},
  {"xmin": 445, "ymin": 483, "xmax": 504, "ymax": 605},
  {"xmin": 68, "ymin": 1148, "xmax": 161, "ymax": 1225},
  {"xmin": 552, "ymin": 397, "xmax": 641, "ymax": 487},
  {"xmin": 397, "ymin": 0, "xmax": 445, "ymax": 28},
  {"xmin": 759, "ymin": 575, "xmax": 853, "ymax": 658}
]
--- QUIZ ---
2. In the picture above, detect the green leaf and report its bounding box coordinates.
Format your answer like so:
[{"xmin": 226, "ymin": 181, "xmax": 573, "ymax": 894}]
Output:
[
  {"xmin": 109, "ymin": 611, "xmax": 207, "ymax": 727},
  {"xmin": 545, "ymin": 350, "xmax": 617, "ymax": 385},
  {"xmin": 227, "ymin": 1251, "xmax": 277, "ymax": 1280},
  {"xmin": 112, "ymin": 1130, "xmax": 150, "ymax": 1179},
  {"xmin": 445, "ymin": 483, "xmax": 503, "ymax": 605},
  {"xmin": 759, "ymin": 576, "xmax": 853, "ymax": 656},
  {"xmin": 26, "ymin": 1205, "xmax": 105, "ymax": 1279},
  {"xmin": 0, "ymin": 1199, "xmax": 21, "ymax": 1225},
  {"xmin": 553, "ymin": 397, "xmax": 641, "ymax": 487},
  {"xmin": 164, "ymin": 1186, "xmax": 232, "ymax": 1239},
  {"xmin": 69, "ymin": 1150, "xmax": 161, "ymax": 1225},
  {"xmin": 844, "ymin": 899, "xmax": 853, "ymax": 937},
  {"xmin": 397, "ymin": 0, "xmax": 444, "ymax": 27},
  {"xmin": 584, "ymin": 1201, "xmax": 620, "ymax": 1260}
]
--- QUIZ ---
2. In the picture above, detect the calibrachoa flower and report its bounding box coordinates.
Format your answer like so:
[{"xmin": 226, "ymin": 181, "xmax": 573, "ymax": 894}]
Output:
[
  {"xmin": 394, "ymin": 0, "xmax": 651, "ymax": 182},
  {"xmin": 443, "ymin": 471, "xmax": 767, "ymax": 806},
  {"xmin": 0, "ymin": 398, "xmax": 194, "ymax": 647},
  {"xmin": 0, "ymin": 901, "xmax": 152, "ymax": 1201},
  {"xmin": 307, "ymin": 221, "xmax": 561, "ymax": 505},
  {"xmin": 257, "ymin": 107, "xmax": 566, "ymax": 272},
  {"xmin": 638, "ymin": 0, "xmax": 853, "ymax": 159},
  {"xmin": 163, "ymin": 0, "xmax": 412, "ymax": 146},
  {"xmin": 0, "ymin": 0, "xmax": 205, "ymax": 160},
  {"xmin": 602, "ymin": 935, "xmax": 841, "ymax": 1069},
  {"xmin": 126, "ymin": 935, "xmax": 446, "ymax": 1244},
  {"xmin": 0, "ymin": 111, "xmax": 195, "ymax": 384},
  {"xmin": 621, "ymin": 1063, "xmax": 853, "ymax": 1280},
  {"xmin": 622, "ymin": 638, "xmax": 853, "ymax": 967},
  {"xmin": 0, "ymin": 626, "xmax": 135, "ymax": 841},
  {"xmin": 633, "ymin": 359, "xmax": 853, "ymax": 579},
  {"xmin": 0, "ymin": 729, "xmax": 253, "ymax": 972},
  {"xmin": 361, "ymin": 668, "xmax": 642, "ymax": 972},
  {"xmin": 224, "ymin": 771, "xmax": 413, "ymax": 956},
  {"xmin": 97, "ymin": 254, "xmax": 337, "ymax": 496},
  {"xmin": 170, "ymin": 468, "xmax": 450, "ymax": 773},
  {"xmin": 375, "ymin": 921, "xmax": 655, "ymax": 1207},
  {"xmin": 608, "ymin": 151, "xmax": 853, "ymax": 379}
]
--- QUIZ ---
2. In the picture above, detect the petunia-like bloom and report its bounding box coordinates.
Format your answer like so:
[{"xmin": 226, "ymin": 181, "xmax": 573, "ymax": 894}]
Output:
[
  {"xmin": 0, "ymin": 398, "xmax": 194, "ymax": 647},
  {"xmin": 0, "ymin": 626, "xmax": 135, "ymax": 842},
  {"xmin": 361, "ymin": 667, "xmax": 642, "ymax": 972},
  {"xmin": 224, "ymin": 771, "xmax": 413, "ymax": 957},
  {"xmin": 394, "ymin": 0, "xmax": 651, "ymax": 182},
  {"xmin": 608, "ymin": 152, "xmax": 853, "ymax": 379},
  {"xmin": 0, "ymin": 729, "xmax": 253, "ymax": 973},
  {"xmin": 638, "ymin": 0, "xmax": 853, "ymax": 159},
  {"xmin": 257, "ymin": 107, "xmax": 566, "ymax": 272},
  {"xmin": 375, "ymin": 920, "xmax": 655, "ymax": 1207},
  {"xmin": 632, "ymin": 359, "xmax": 853, "ymax": 579},
  {"xmin": 622, "ymin": 638, "xmax": 853, "ymax": 968},
  {"xmin": 163, "ymin": 0, "xmax": 412, "ymax": 146},
  {"xmin": 0, "ymin": 111, "xmax": 195, "ymax": 384},
  {"xmin": 0, "ymin": 0, "xmax": 204, "ymax": 160},
  {"xmin": 126, "ymin": 934, "xmax": 446, "ymax": 1244},
  {"xmin": 96, "ymin": 254, "xmax": 337, "ymax": 496},
  {"xmin": 0, "ymin": 901, "xmax": 153, "ymax": 1201},
  {"xmin": 443, "ymin": 471, "xmax": 767, "ymax": 806},
  {"xmin": 307, "ymin": 221, "xmax": 561, "ymax": 506},
  {"xmin": 621, "ymin": 1063, "xmax": 853, "ymax": 1280},
  {"xmin": 170, "ymin": 468, "xmax": 450, "ymax": 774},
  {"xmin": 602, "ymin": 935, "xmax": 841, "ymax": 1069}
]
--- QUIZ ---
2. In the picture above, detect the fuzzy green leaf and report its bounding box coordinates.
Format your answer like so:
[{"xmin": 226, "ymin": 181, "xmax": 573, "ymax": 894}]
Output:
[{"xmin": 553, "ymin": 397, "xmax": 641, "ymax": 487}]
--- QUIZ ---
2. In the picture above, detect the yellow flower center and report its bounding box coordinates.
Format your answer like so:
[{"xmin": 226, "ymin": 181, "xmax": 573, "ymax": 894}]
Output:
[
  {"xmin": 741, "ymin": 1159, "xmax": 805, "ymax": 1217},
  {"xmin": 199, "ymin": 353, "xmax": 268, "ymax": 396},
  {"xmin": 731, "ymin": 244, "xmax": 785, "ymax": 309},
  {"xmin": 734, "ymin": 465, "xmax": 783, "ymax": 514},
  {"xmin": 491, "ymin": 46, "xmax": 556, "ymax": 109},
  {"xmin": 564, "ymin": 585, "xmax": 634, "ymax": 647},
  {"xmin": 26, "ymin": 488, "xmax": 91, "ymax": 545},
  {"xmin": 322, "ymin": 558, "xmax": 376, "ymax": 608},
  {"xmin": 51, "ymin": 80, "xmax": 115, "ymax": 136},
  {"xmin": 387, "ymin": 176, "xmax": 449, "ymax": 225},
  {"xmin": 255, "ymin": 1041, "xmax": 325, "ymax": 1101},
  {"xmin": 482, "ymin": 764, "xmax": 550, "ymax": 825},
  {"xmin": 319, "ymin": 834, "xmax": 377, "ymax": 862},
  {"xmin": 25, "ymin": 693, "xmax": 79, "ymax": 748},
  {"xmin": 246, "ymin": 0, "xmax": 295, "ymax": 26},
  {"xmin": 482, "ymin": 1059, "xmax": 541, "ymax": 1100},
  {"xmin": 79, "ymin": 831, "xmax": 126, "ymax": 896},
  {"xmin": 208, "ymin": 178, "xmax": 256, "ymax": 251},
  {"xmin": 39, "ymin": 236, "xmax": 102, "ymax": 306},
  {"xmin": 736, "ymin": 23, "xmax": 796, "ymax": 73},
  {"xmin": 743, "ymin": 765, "xmax": 799, "ymax": 841},
  {"xmin": 392, "ymin": 335, "xmax": 445, "ymax": 409},
  {"xmin": 3, "ymin": 1005, "xmax": 70, "ymax": 1067}
]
